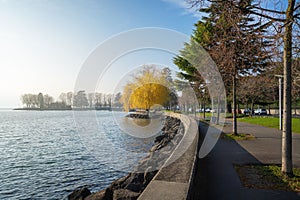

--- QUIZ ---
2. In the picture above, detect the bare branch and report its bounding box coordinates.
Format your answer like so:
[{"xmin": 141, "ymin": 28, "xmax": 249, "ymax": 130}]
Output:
[
  {"xmin": 187, "ymin": 0, "xmax": 287, "ymax": 22},
  {"xmin": 294, "ymin": 13, "xmax": 300, "ymax": 19},
  {"xmin": 244, "ymin": 10, "xmax": 285, "ymax": 22},
  {"xmin": 237, "ymin": 6, "xmax": 285, "ymax": 22},
  {"xmin": 252, "ymin": 5, "xmax": 286, "ymax": 15},
  {"xmin": 295, "ymin": 18, "xmax": 300, "ymax": 27},
  {"xmin": 294, "ymin": 3, "xmax": 300, "ymax": 12}
]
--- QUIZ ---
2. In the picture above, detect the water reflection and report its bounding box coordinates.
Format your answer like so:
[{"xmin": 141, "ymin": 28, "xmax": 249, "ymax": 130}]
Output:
[
  {"xmin": 131, "ymin": 118, "xmax": 151, "ymax": 127},
  {"xmin": 117, "ymin": 114, "xmax": 164, "ymax": 138}
]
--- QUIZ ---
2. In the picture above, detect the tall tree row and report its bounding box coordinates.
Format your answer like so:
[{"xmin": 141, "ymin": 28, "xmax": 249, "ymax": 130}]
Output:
[
  {"xmin": 21, "ymin": 91, "xmax": 120, "ymax": 109},
  {"xmin": 185, "ymin": 0, "xmax": 300, "ymax": 176},
  {"xmin": 175, "ymin": 0, "xmax": 271, "ymax": 133}
]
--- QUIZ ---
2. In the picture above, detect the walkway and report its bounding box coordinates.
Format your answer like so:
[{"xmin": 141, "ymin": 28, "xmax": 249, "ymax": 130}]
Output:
[{"xmin": 191, "ymin": 119, "xmax": 300, "ymax": 200}]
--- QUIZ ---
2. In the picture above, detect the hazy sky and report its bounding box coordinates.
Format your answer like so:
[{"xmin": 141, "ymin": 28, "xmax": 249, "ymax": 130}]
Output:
[{"xmin": 0, "ymin": 0, "xmax": 199, "ymax": 108}]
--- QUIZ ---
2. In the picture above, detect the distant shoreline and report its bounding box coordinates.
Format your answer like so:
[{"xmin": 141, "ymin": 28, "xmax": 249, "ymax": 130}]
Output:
[
  {"xmin": 13, "ymin": 107, "xmax": 72, "ymax": 111},
  {"xmin": 12, "ymin": 107, "xmax": 123, "ymax": 111}
]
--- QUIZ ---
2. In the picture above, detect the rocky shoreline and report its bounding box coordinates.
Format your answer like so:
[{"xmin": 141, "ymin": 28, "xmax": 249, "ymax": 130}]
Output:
[
  {"xmin": 125, "ymin": 113, "xmax": 150, "ymax": 119},
  {"xmin": 68, "ymin": 115, "xmax": 184, "ymax": 200}
]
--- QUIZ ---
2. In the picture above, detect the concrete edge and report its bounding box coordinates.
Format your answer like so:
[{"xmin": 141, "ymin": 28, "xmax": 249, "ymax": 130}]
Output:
[{"xmin": 138, "ymin": 113, "xmax": 199, "ymax": 200}]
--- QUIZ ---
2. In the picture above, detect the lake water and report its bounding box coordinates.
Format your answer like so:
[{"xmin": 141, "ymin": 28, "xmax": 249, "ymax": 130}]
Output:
[{"xmin": 0, "ymin": 110, "xmax": 160, "ymax": 199}]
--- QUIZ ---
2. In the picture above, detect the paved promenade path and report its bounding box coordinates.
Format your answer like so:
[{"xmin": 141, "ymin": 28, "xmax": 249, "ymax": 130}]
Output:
[{"xmin": 191, "ymin": 119, "xmax": 300, "ymax": 200}]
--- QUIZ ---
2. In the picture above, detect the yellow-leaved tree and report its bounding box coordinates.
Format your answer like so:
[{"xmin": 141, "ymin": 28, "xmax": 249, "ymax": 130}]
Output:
[{"xmin": 121, "ymin": 65, "xmax": 173, "ymax": 111}]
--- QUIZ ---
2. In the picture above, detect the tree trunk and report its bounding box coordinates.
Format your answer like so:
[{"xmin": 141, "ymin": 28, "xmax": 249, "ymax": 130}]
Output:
[
  {"xmin": 232, "ymin": 75, "xmax": 238, "ymax": 135},
  {"xmin": 294, "ymin": 100, "xmax": 297, "ymax": 115},
  {"xmin": 203, "ymin": 102, "xmax": 206, "ymax": 120},
  {"xmin": 227, "ymin": 101, "xmax": 232, "ymax": 114},
  {"xmin": 282, "ymin": 0, "xmax": 295, "ymax": 177},
  {"xmin": 217, "ymin": 95, "xmax": 221, "ymax": 124},
  {"xmin": 250, "ymin": 101, "xmax": 254, "ymax": 117}
]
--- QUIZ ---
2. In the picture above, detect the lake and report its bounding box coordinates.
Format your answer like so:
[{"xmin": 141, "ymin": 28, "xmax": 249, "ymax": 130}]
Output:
[{"xmin": 0, "ymin": 110, "xmax": 160, "ymax": 199}]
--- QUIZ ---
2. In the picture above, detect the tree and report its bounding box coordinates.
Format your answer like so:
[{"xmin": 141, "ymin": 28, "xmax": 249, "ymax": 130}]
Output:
[
  {"xmin": 73, "ymin": 90, "xmax": 89, "ymax": 108},
  {"xmin": 120, "ymin": 65, "xmax": 173, "ymax": 111},
  {"xmin": 129, "ymin": 83, "xmax": 169, "ymax": 110},
  {"xmin": 66, "ymin": 92, "xmax": 73, "ymax": 106},
  {"xmin": 114, "ymin": 92, "xmax": 123, "ymax": 108},
  {"xmin": 106, "ymin": 94, "xmax": 113, "ymax": 108},
  {"xmin": 43, "ymin": 94, "xmax": 54, "ymax": 108},
  {"xmin": 59, "ymin": 93, "xmax": 67, "ymax": 104},
  {"xmin": 292, "ymin": 59, "xmax": 300, "ymax": 114},
  {"xmin": 237, "ymin": 74, "xmax": 277, "ymax": 113},
  {"xmin": 95, "ymin": 92, "xmax": 103, "ymax": 107},
  {"xmin": 187, "ymin": 0, "xmax": 300, "ymax": 176},
  {"xmin": 121, "ymin": 83, "xmax": 134, "ymax": 111},
  {"xmin": 21, "ymin": 94, "xmax": 31, "ymax": 108},
  {"xmin": 88, "ymin": 93, "xmax": 94, "ymax": 108},
  {"xmin": 203, "ymin": 0, "xmax": 271, "ymax": 134},
  {"xmin": 29, "ymin": 94, "xmax": 38, "ymax": 108},
  {"xmin": 103, "ymin": 94, "xmax": 107, "ymax": 107},
  {"xmin": 175, "ymin": 0, "xmax": 271, "ymax": 130},
  {"xmin": 239, "ymin": 0, "xmax": 298, "ymax": 177},
  {"xmin": 37, "ymin": 93, "xmax": 44, "ymax": 109},
  {"xmin": 162, "ymin": 67, "xmax": 178, "ymax": 110},
  {"xmin": 179, "ymin": 87, "xmax": 199, "ymax": 113}
]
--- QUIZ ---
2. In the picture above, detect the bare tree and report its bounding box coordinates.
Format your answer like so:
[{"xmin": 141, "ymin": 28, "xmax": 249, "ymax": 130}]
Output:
[
  {"xmin": 43, "ymin": 94, "xmax": 54, "ymax": 108},
  {"xmin": 66, "ymin": 92, "xmax": 73, "ymax": 106},
  {"xmin": 38, "ymin": 93, "xmax": 44, "ymax": 109},
  {"xmin": 113, "ymin": 92, "xmax": 123, "ymax": 108},
  {"xmin": 73, "ymin": 90, "xmax": 89, "ymax": 108},
  {"xmin": 95, "ymin": 92, "xmax": 103, "ymax": 107},
  {"xmin": 59, "ymin": 93, "xmax": 67, "ymax": 104},
  {"xmin": 21, "ymin": 94, "xmax": 31, "ymax": 108},
  {"xmin": 88, "ymin": 93, "xmax": 94, "ymax": 108}
]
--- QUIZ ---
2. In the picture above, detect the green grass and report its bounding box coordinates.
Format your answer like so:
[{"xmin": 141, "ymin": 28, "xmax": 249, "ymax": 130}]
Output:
[
  {"xmin": 198, "ymin": 112, "xmax": 244, "ymax": 119},
  {"xmin": 238, "ymin": 116, "xmax": 300, "ymax": 134},
  {"xmin": 197, "ymin": 112, "xmax": 239, "ymax": 121},
  {"xmin": 221, "ymin": 133, "xmax": 256, "ymax": 140},
  {"xmin": 236, "ymin": 165, "xmax": 300, "ymax": 192}
]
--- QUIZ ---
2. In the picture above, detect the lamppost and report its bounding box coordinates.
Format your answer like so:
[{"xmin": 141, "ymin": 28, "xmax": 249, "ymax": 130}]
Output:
[{"xmin": 275, "ymin": 75, "xmax": 283, "ymax": 130}]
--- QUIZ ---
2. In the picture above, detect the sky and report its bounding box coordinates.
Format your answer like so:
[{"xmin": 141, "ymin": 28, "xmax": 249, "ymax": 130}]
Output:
[{"xmin": 0, "ymin": 0, "xmax": 200, "ymax": 108}]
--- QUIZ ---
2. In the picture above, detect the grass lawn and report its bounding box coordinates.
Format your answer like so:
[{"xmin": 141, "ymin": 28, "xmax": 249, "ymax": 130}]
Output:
[
  {"xmin": 238, "ymin": 116, "xmax": 300, "ymax": 134},
  {"xmin": 236, "ymin": 165, "xmax": 300, "ymax": 192}
]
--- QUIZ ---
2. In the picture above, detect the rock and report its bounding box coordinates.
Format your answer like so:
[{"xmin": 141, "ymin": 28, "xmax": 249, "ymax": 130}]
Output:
[
  {"xmin": 123, "ymin": 173, "xmax": 145, "ymax": 192},
  {"xmin": 68, "ymin": 187, "xmax": 91, "ymax": 200},
  {"xmin": 84, "ymin": 190, "xmax": 106, "ymax": 200},
  {"xmin": 104, "ymin": 188, "xmax": 114, "ymax": 200},
  {"xmin": 138, "ymin": 157, "xmax": 149, "ymax": 166},
  {"xmin": 161, "ymin": 144, "xmax": 172, "ymax": 152},
  {"xmin": 150, "ymin": 144, "xmax": 160, "ymax": 152},
  {"xmin": 125, "ymin": 182, "xmax": 144, "ymax": 193},
  {"xmin": 160, "ymin": 137, "xmax": 171, "ymax": 147},
  {"xmin": 143, "ymin": 167, "xmax": 157, "ymax": 185},
  {"xmin": 109, "ymin": 173, "xmax": 144, "ymax": 193},
  {"xmin": 154, "ymin": 134, "xmax": 166, "ymax": 143},
  {"xmin": 113, "ymin": 189, "xmax": 140, "ymax": 200},
  {"xmin": 126, "ymin": 113, "xmax": 149, "ymax": 119},
  {"xmin": 110, "ymin": 174, "xmax": 131, "ymax": 190}
]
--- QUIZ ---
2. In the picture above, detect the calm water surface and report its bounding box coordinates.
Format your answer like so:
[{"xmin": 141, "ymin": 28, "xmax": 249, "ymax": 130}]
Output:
[{"xmin": 0, "ymin": 110, "xmax": 157, "ymax": 199}]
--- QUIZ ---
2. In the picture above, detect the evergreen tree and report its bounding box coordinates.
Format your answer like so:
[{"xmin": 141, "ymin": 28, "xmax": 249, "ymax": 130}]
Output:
[{"xmin": 174, "ymin": 0, "xmax": 272, "ymax": 134}]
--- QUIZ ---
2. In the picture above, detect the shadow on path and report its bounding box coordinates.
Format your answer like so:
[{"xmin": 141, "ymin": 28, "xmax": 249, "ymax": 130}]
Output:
[{"xmin": 190, "ymin": 122, "xmax": 300, "ymax": 200}]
